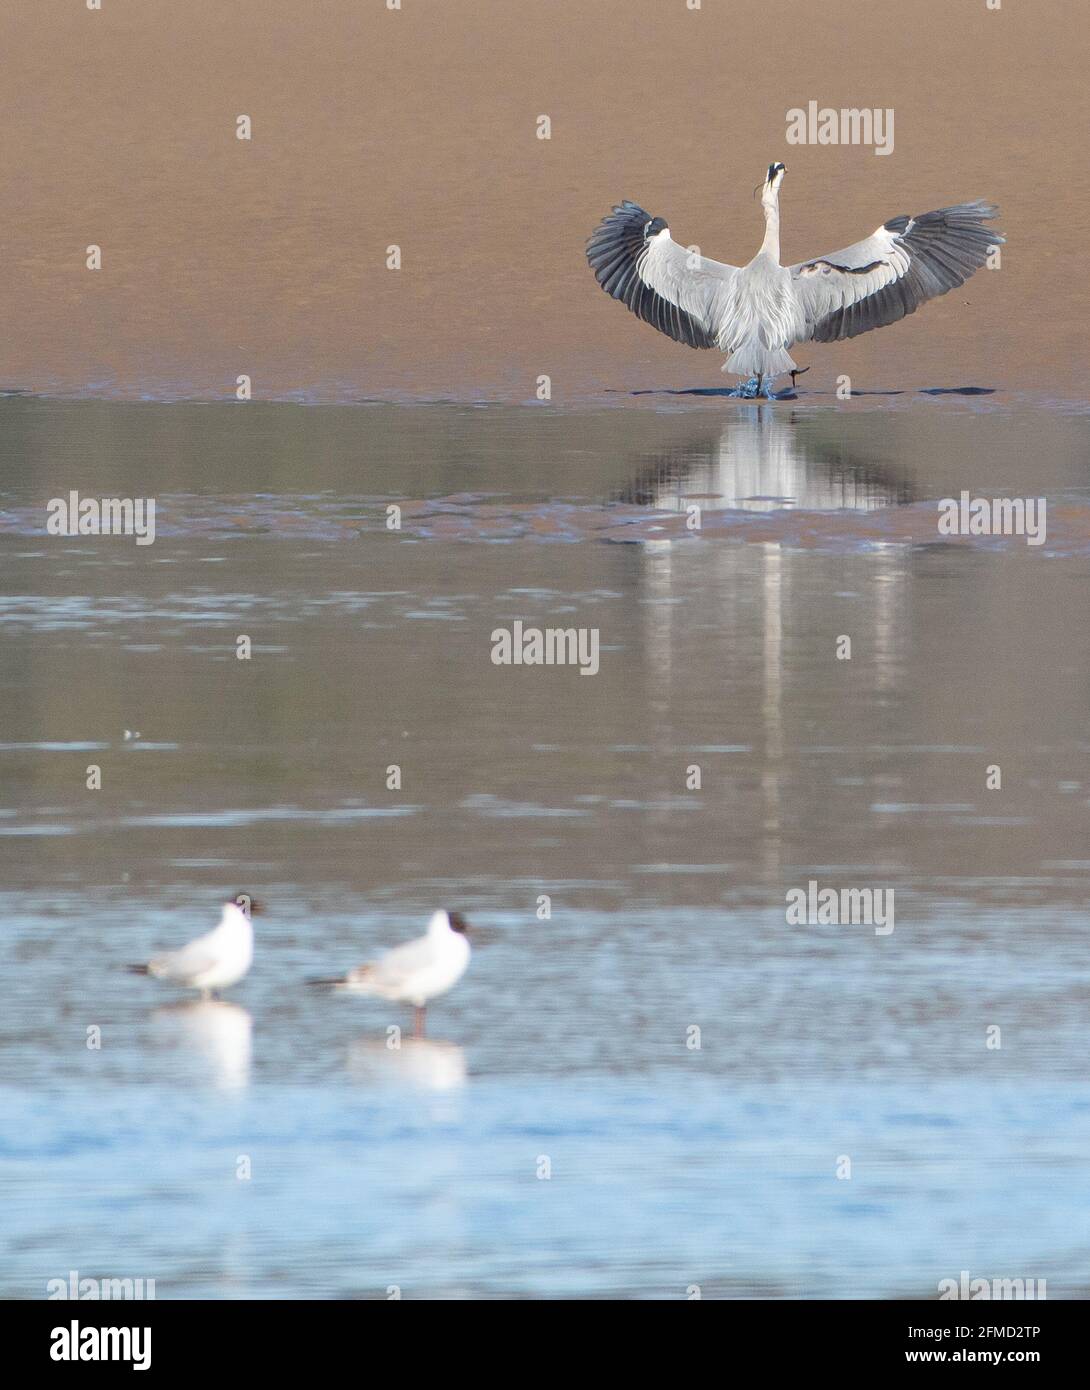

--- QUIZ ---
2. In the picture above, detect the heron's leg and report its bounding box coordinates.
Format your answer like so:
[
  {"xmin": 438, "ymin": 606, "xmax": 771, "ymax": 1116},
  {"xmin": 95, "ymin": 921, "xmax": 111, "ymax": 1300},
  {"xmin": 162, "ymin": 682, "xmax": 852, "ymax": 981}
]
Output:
[{"xmin": 413, "ymin": 1005, "xmax": 426, "ymax": 1039}]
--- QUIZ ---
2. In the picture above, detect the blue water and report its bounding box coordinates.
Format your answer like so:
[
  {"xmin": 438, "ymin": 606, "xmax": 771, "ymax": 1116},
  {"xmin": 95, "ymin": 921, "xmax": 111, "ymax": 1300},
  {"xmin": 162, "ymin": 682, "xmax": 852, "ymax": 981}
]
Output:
[
  {"xmin": 2, "ymin": 400, "xmax": 1089, "ymax": 1297},
  {"xmin": 4, "ymin": 1067, "xmax": 1088, "ymax": 1299}
]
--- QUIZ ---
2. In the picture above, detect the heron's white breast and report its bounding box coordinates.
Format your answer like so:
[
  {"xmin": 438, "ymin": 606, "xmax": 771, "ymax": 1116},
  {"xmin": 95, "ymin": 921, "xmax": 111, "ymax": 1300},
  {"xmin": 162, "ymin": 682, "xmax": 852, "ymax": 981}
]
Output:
[{"xmin": 715, "ymin": 261, "xmax": 794, "ymax": 351}]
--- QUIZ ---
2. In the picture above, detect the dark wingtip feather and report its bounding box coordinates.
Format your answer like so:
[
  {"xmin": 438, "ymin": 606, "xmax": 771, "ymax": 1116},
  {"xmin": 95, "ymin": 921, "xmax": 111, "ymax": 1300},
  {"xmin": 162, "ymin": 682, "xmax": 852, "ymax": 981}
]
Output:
[
  {"xmin": 815, "ymin": 200, "xmax": 1005, "ymax": 344},
  {"xmin": 586, "ymin": 200, "xmax": 717, "ymax": 351}
]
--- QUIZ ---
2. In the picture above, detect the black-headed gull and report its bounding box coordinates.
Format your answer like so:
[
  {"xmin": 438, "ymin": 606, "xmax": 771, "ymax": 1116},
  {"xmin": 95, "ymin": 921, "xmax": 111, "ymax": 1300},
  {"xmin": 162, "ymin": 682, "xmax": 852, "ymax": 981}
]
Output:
[
  {"xmin": 127, "ymin": 894, "xmax": 259, "ymax": 999},
  {"xmin": 309, "ymin": 909, "xmax": 470, "ymax": 1036}
]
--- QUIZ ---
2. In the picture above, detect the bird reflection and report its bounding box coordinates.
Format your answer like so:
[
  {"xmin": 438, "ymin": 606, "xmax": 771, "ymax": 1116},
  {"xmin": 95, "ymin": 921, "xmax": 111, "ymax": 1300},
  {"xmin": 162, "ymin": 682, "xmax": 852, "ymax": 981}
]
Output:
[
  {"xmin": 618, "ymin": 407, "xmax": 914, "ymax": 514},
  {"xmin": 151, "ymin": 999, "xmax": 252, "ymax": 1090},
  {"xmin": 346, "ymin": 1036, "xmax": 467, "ymax": 1091},
  {"xmin": 626, "ymin": 408, "xmax": 911, "ymax": 892}
]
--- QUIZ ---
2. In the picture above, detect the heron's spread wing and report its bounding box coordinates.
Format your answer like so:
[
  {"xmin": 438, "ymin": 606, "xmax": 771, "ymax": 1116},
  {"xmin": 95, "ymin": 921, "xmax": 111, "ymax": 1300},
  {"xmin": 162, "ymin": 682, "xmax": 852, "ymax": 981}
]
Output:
[
  {"xmin": 587, "ymin": 201, "xmax": 738, "ymax": 349},
  {"xmin": 790, "ymin": 202, "xmax": 1003, "ymax": 343}
]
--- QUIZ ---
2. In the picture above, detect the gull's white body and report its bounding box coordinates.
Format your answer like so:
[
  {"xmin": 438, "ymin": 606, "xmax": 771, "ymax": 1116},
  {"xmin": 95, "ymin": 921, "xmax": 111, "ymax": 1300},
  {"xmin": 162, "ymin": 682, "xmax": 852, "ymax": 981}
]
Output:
[
  {"xmin": 331, "ymin": 911, "xmax": 470, "ymax": 1008},
  {"xmin": 139, "ymin": 902, "xmax": 254, "ymax": 994}
]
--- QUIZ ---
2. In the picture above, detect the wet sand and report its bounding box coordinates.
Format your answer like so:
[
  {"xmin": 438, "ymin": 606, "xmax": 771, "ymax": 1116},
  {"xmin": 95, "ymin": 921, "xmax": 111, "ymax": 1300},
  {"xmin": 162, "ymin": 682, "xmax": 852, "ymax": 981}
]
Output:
[{"xmin": 2, "ymin": 0, "xmax": 1088, "ymax": 403}]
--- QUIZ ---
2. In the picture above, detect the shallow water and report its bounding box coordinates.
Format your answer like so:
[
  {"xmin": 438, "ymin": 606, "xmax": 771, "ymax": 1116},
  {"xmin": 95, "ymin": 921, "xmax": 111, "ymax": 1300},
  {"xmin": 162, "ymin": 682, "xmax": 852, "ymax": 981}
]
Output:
[{"xmin": 2, "ymin": 398, "xmax": 1089, "ymax": 1297}]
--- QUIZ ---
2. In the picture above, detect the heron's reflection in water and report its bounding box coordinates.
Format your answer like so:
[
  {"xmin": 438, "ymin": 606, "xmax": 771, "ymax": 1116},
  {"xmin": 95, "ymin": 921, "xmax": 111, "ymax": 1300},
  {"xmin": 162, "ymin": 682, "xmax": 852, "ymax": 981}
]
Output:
[
  {"xmin": 627, "ymin": 407, "xmax": 912, "ymax": 897},
  {"xmin": 152, "ymin": 1000, "xmax": 252, "ymax": 1091},
  {"xmin": 346, "ymin": 1037, "xmax": 467, "ymax": 1092},
  {"xmin": 618, "ymin": 406, "xmax": 914, "ymax": 514}
]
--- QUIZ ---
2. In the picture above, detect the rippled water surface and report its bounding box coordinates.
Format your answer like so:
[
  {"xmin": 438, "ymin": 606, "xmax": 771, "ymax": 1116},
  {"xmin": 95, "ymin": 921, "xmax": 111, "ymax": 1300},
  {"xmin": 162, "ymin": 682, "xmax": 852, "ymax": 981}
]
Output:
[{"xmin": 2, "ymin": 398, "xmax": 1089, "ymax": 1298}]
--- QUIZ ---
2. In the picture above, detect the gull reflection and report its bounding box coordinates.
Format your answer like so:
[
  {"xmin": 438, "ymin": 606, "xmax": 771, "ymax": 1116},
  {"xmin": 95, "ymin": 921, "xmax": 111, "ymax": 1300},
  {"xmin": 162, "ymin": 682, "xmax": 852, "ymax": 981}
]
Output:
[
  {"xmin": 619, "ymin": 406, "xmax": 913, "ymax": 514},
  {"xmin": 346, "ymin": 1036, "xmax": 467, "ymax": 1091},
  {"xmin": 152, "ymin": 999, "xmax": 252, "ymax": 1090}
]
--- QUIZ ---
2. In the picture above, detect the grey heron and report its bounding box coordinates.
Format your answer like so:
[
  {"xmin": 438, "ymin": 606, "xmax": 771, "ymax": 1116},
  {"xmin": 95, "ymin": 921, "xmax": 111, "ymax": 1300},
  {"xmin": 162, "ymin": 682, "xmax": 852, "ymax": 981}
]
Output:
[{"xmin": 587, "ymin": 163, "xmax": 1004, "ymax": 398}]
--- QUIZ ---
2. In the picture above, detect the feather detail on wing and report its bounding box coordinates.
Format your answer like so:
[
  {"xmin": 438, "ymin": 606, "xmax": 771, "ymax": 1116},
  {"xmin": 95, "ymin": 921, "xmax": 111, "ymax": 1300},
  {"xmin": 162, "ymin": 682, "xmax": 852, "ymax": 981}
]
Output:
[
  {"xmin": 586, "ymin": 200, "xmax": 738, "ymax": 349},
  {"xmin": 148, "ymin": 946, "xmax": 217, "ymax": 982},
  {"xmin": 790, "ymin": 201, "xmax": 1003, "ymax": 342},
  {"xmin": 326, "ymin": 936, "xmax": 439, "ymax": 995}
]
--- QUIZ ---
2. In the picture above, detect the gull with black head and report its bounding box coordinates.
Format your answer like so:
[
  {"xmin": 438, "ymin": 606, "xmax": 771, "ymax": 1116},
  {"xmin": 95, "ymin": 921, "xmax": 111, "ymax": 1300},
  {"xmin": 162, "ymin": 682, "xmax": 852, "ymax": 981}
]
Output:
[
  {"xmin": 127, "ymin": 893, "xmax": 260, "ymax": 999},
  {"xmin": 309, "ymin": 909, "xmax": 471, "ymax": 1038}
]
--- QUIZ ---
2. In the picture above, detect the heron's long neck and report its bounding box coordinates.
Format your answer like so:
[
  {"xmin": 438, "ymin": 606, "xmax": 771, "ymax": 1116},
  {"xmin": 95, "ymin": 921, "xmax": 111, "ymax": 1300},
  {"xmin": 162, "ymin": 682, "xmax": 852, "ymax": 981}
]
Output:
[{"xmin": 759, "ymin": 195, "xmax": 781, "ymax": 263}]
